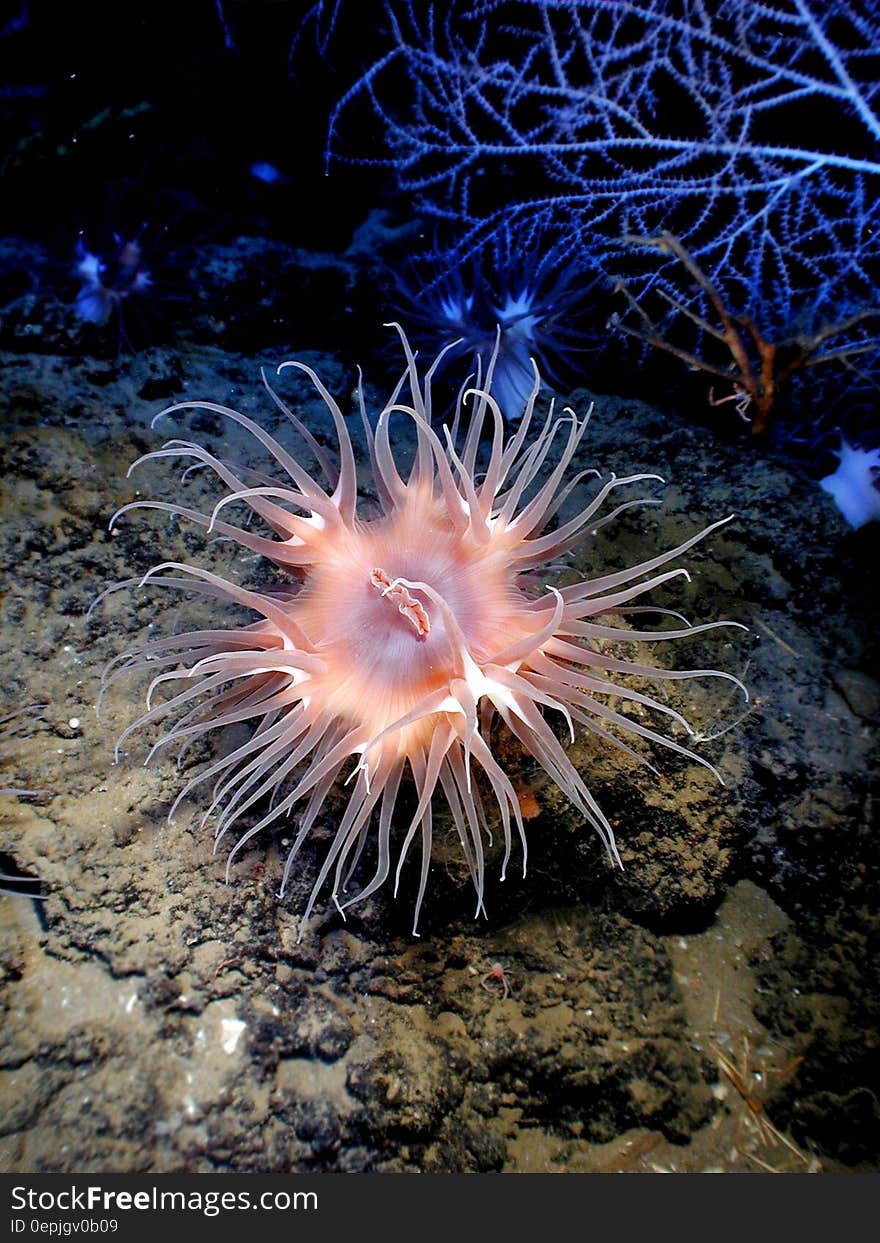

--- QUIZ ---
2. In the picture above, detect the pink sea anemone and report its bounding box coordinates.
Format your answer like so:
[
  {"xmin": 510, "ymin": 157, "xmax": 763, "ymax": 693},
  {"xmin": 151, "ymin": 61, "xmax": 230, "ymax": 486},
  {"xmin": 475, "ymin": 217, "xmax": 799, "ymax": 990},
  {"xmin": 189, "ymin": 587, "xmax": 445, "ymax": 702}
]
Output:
[{"xmin": 102, "ymin": 326, "xmax": 745, "ymax": 934}]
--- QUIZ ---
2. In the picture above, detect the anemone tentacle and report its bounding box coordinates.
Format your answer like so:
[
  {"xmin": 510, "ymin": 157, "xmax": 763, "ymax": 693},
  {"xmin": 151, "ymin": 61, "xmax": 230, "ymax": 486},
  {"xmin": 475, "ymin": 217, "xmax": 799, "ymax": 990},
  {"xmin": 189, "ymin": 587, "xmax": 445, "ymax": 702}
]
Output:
[{"xmin": 103, "ymin": 327, "xmax": 744, "ymax": 935}]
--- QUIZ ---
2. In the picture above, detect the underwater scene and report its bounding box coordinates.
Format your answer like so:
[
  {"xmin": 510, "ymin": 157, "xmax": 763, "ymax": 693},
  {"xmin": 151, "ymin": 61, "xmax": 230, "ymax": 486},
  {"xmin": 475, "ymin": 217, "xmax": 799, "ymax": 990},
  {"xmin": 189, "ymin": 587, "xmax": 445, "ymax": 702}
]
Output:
[{"xmin": 1, "ymin": 0, "xmax": 878, "ymax": 1176}]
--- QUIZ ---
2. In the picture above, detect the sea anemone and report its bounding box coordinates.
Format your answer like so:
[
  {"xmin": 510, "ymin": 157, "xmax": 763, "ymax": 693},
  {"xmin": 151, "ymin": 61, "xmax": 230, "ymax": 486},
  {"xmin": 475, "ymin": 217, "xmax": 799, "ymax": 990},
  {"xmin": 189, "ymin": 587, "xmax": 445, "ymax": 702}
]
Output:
[
  {"xmin": 819, "ymin": 436, "xmax": 880, "ymax": 529},
  {"xmin": 101, "ymin": 326, "xmax": 744, "ymax": 934},
  {"xmin": 387, "ymin": 227, "xmax": 593, "ymax": 420},
  {"xmin": 74, "ymin": 232, "xmax": 152, "ymax": 330}
]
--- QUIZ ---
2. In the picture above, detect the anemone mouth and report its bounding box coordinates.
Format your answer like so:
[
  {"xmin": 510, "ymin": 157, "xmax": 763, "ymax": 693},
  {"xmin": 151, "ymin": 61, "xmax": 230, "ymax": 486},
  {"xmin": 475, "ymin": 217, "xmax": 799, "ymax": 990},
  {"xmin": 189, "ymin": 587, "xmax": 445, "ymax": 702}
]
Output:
[{"xmin": 98, "ymin": 323, "xmax": 746, "ymax": 936}]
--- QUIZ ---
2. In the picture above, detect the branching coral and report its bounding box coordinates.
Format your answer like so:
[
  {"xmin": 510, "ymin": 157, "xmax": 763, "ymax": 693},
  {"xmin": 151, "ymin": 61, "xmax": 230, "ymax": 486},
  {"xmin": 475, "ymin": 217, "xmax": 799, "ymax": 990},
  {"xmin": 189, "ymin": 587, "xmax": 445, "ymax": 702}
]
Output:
[
  {"xmin": 327, "ymin": 0, "xmax": 880, "ymax": 416},
  {"xmin": 613, "ymin": 233, "xmax": 880, "ymax": 437}
]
